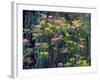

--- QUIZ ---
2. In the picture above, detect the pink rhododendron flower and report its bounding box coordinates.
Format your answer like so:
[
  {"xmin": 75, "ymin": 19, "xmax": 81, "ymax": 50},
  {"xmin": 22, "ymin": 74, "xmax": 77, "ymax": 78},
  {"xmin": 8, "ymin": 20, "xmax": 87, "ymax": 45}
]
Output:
[
  {"xmin": 76, "ymin": 61, "xmax": 81, "ymax": 65},
  {"xmin": 64, "ymin": 47, "xmax": 68, "ymax": 51},
  {"xmin": 51, "ymin": 37, "xmax": 62, "ymax": 41},
  {"xmin": 55, "ymin": 19, "xmax": 62, "ymax": 25},
  {"xmin": 47, "ymin": 18, "xmax": 52, "ymax": 23},
  {"xmin": 35, "ymin": 43, "xmax": 41, "ymax": 46},
  {"xmin": 58, "ymin": 63, "xmax": 64, "ymax": 67},
  {"xmin": 48, "ymin": 15, "xmax": 53, "ymax": 19},
  {"xmin": 23, "ymin": 39, "xmax": 29, "ymax": 43},
  {"xmin": 70, "ymin": 25, "xmax": 77, "ymax": 30}
]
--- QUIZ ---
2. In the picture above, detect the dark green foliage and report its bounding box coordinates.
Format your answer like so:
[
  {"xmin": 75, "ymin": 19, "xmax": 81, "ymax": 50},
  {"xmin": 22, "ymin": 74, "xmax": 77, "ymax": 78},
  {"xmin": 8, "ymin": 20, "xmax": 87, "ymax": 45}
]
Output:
[{"xmin": 23, "ymin": 10, "xmax": 91, "ymax": 69}]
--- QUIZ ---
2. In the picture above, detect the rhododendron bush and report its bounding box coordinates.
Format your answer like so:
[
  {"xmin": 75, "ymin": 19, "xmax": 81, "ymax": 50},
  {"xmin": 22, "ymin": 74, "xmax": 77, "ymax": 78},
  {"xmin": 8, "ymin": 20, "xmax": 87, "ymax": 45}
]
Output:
[{"xmin": 23, "ymin": 10, "xmax": 91, "ymax": 69}]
